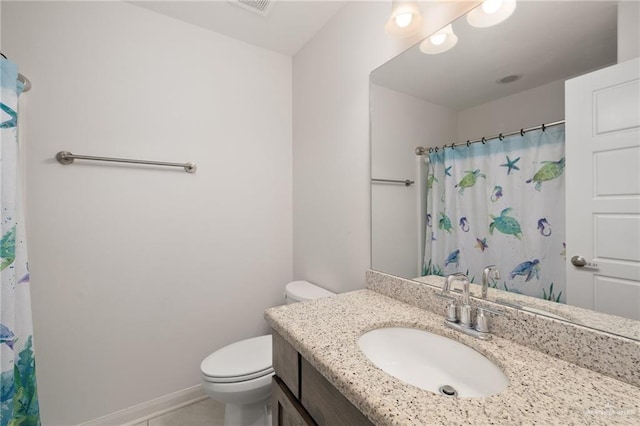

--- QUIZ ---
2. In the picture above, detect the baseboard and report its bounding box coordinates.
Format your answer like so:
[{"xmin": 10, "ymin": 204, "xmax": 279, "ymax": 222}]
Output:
[{"xmin": 79, "ymin": 384, "xmax": 207, "ymax": 426}]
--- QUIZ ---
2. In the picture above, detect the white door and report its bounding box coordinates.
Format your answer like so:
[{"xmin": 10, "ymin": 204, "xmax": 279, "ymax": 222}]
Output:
[{"xmin": 565, "ymin": 57, "xmax": 640, "ymax": 320}]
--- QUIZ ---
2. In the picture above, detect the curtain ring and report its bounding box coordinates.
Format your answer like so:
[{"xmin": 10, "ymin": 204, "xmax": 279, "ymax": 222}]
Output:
[
  {"xmin": 428, "ymin": 147, "xmax": 433, "ymax": 153},
  {"xmin": 481, "ymin": 137, "xmax": 486, "ymax": 144},
  {"xmin": 435, "ymin": 146, "xmax": 439, "ymax": 152},
  {"xmin": 499, "ymin": 133, "xmax": 504, "ymax": 141},
  {"xmin": 542, "ymin": 123, "xmax": 546, "ymax": 132},
  {"xmin": 466, "ymin": 140, "xmax": 470, "ymax": 147},
  {"xmin": 451, "ymin": 143, "xmax": 455, "ymax": 150},
  {"xmin": 520, "ymin": 129, "xmax": 525, "ymax": 137}
]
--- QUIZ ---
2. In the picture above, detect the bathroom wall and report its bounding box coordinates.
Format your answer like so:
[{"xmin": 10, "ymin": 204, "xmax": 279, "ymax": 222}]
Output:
[
  {"xmin": 3, "ymin": 2, "xmax": 292, "ymax": 424},
  {"xmin": 370, "ymin": 84, "xmax": 456, "ymax": 278},
  {"xmin": 456, "ymin": 79, "xmax": 566, "ymax": 141},
  {"xmin": 618, "ymin": 1, "xmax": 640, "ymax": 62},
  {"xmin": 292, "ymin": 1, "xmax": 478, "ymax": 293}
]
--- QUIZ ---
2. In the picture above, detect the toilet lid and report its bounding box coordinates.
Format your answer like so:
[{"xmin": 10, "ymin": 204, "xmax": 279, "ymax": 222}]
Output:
[
  {"xmin": 285, "ymin": 280, "xmax": 335, "ymax": 302},
  {"xmin": 201, "ymin": 335, "xmax": 272, "ymax": 382}
]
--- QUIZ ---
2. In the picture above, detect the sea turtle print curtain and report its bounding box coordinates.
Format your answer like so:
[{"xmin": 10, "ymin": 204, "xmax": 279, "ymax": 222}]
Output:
[
  {"xmin": 0, "ymin": 57, "xmax": 40, "ymax": 426},
  {"xmin": 423, "ymin": 124, "xmax": 566, "ymax": 302}
]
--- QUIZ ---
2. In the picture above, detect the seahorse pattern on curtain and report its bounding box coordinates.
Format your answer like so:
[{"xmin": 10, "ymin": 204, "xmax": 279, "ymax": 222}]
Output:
[
  {"xmin": 1, "ymin": 58, "xmax": 40, "ymax": 426},
  {"xmin": 423, "ymin": 125, "xmax": 566, "ymax": 302}
]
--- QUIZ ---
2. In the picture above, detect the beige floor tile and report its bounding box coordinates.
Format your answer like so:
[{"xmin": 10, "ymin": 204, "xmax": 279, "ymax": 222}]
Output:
[{"xmin": 149, "ymin": 399, "xmax": 224, "ymax": 426}]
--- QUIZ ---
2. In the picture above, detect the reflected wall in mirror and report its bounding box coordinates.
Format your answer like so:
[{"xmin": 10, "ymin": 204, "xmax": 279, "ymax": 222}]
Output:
[{"xmin": 370, "ymin": 1, "xmax": 640, "ymax": 341}]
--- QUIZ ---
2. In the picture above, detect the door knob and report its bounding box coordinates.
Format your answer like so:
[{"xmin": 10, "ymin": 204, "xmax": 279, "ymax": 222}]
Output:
[
  {"xmin": 571, "ymin": 255, "xmax": 598, "ymax": 268},
  {"xmin": 571, "ymin": 255, "xmax": 586, "ymax": 266}
]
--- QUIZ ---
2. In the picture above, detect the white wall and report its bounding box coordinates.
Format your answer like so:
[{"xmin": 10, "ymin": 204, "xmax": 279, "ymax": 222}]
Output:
[
  {"xmin": 370, "ymin": 84, "xmax": 456, "ymax": 278},
  {"xmin": 456, "ymin": 79, "xmax": 566, "ymax": 142},
  {"xmin": 292, "ymin": 1, "xmax": 477, "ymax": 292},
  {"xmin": 618, "ymin": 1, "xmax": 640, "ymax": 62},
  {"xmin": 3, "ymin": 2, "xmax": 292, "ymax": 424}
]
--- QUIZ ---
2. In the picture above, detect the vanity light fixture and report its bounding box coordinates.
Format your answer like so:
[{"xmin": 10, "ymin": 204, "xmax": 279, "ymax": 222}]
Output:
[
  {"xmin": 385, "ymin": 0, "xmax": 424, "ymax": 38},
  {"xmin": 419, "ymin": 24, "xmax": 458, "ymax": 55},
  {"xmin": 466, "ymin": 0, "xmax": 517, "ymax": 28}
]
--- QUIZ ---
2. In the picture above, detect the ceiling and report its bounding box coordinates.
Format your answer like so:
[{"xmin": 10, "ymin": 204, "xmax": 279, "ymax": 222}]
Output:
[
  {"xmin": 131, "ymin": 0, "xmax": 347, "ymax": 56},
  {"xmin": 370, "ymin": 1, "xmax": 618, "ymax": 110}
]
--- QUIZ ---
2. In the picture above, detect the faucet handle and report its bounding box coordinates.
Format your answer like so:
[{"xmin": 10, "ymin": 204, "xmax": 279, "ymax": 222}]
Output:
[
  {"xmin": 435, "ymin": 293, "xmax": 458, "ymax": 322},
  {"xmin": 475, "ymin": 306, "xmax": 503, "ymax": 333},
  {"xmin": 477, "ymin": 306, "xmax": 503, "ymax": 316}
]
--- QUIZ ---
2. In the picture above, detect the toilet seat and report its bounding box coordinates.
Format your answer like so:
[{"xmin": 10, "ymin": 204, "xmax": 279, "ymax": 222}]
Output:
[
  {"xmin": 201, "ymin": 335, "xmax": 272, "ymax": 384},
  {"xmin": 202, "ymin": 366, "xmax": 274, "ymax": 383}
]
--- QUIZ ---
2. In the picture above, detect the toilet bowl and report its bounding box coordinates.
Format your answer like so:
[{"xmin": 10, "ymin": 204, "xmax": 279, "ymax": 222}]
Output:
[{"xmin": 200, "ymin": 280, "xmax": 334, "ymax": 426}]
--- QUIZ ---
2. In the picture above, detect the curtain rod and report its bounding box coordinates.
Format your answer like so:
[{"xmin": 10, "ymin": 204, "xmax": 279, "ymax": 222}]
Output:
[
  {"xmin": 0, "ymin": 52, "xmax": 32, "ymax": 93},
  {"xmin": 415, "ymin": 120, "xmax": 565, "ymax": 155}
]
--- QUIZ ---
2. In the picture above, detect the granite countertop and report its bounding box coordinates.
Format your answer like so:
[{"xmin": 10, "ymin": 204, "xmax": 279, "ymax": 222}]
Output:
[{"xmin": 265, "ymin": 289, "xmax": 640, "ymax": 425}]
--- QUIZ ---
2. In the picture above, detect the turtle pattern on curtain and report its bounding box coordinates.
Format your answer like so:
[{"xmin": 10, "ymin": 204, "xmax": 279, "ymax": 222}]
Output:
[
  {"xmin": 1, "ymin": 57, "xmax": 40, "ymax": 426},
  {"xmin": 423, "ymin": 125, "xmax": 566, "ymax": 302}
]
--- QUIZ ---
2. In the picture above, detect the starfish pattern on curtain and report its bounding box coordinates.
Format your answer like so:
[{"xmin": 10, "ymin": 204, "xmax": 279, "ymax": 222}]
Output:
[{"xmin": 423, "ymin": 125, "xmax": 566, "ymax": 302}]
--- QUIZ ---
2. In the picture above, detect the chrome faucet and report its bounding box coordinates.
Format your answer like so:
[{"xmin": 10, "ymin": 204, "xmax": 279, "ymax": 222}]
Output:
[
  {"xmin": 441, "ymin": 272, "xmax": 502, "ymax": 340},
  {"xmin": 481, "ymin": 265, "xmax": 501, "ymax": 299},
  {"xmin": 442, "ymin": 273, "xmax": 472, "ymax": 326}
]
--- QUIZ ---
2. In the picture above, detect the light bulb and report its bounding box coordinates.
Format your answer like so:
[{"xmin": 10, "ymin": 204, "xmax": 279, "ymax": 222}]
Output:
[
  {"xmin": 394, "ymin": 12, "xmax": 413, "ymax": 28},
  {"xmin": 482, "ymin": 0, "xmax": 503, "ymax": 14},
  {"xmin": 420, "ymin": 25, "xmax": 457, "ymax": 54},
  {"xmin": 430, "ymin": 33, "xmax": 447, "ymax": 46},
  {"xmin": 385, "ymin": 1, "xmax": 423, "ymax": 38},
  {"xmin": 467, "ymin": 0, "xmax": 516, "ymax": 28}
]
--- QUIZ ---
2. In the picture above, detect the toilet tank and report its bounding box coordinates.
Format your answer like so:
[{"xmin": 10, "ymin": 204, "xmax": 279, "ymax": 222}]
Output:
[{"xmin": 284, "ymin": 280, "xmax": 335, "ymax": 304}]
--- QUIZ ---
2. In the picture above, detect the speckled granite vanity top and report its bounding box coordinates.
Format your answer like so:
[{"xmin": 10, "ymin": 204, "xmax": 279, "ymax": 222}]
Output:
[{"xmin": 265, "ymin": 290, "xmax": 640, "ymax": 425}]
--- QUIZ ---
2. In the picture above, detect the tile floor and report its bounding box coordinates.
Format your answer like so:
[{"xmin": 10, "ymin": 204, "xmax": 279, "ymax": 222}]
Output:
[{"xmin": 134, "ymin": 399, "xmax": 225, "ymax": 426}]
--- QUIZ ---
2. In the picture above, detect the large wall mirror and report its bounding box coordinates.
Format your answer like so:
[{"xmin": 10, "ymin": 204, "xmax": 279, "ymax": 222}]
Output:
[{"xmin": 370, "ymin": 1, "xmax": 640, "ymax": 341}]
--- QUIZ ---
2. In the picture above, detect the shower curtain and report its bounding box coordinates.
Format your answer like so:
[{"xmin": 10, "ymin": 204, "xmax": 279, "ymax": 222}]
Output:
[
  {"xmin": 423, "ymin": 125, "xmax": 566, "ymax": 302},
  {"xmin": 1, "ymin": 57, "xmax": 40, "ymax": 426}
]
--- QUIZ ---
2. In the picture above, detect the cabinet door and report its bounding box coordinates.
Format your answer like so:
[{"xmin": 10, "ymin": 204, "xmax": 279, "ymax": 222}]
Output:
[
  {"xmin": 272, "ymin": 377, "xmax": 316, "ymax": 426},
  {"xmin": 273, "ymin": 331, "xmax": 300, "ymax": 397},
  {"xmin": 301, "ymin": 359, "xmax": 373, "ymax": 426}
]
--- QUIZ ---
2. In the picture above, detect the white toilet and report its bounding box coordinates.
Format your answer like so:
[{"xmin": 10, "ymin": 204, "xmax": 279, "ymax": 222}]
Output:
[{"xmin": 200, "ymin": 280, "xmax": 335, "ymax": 426}]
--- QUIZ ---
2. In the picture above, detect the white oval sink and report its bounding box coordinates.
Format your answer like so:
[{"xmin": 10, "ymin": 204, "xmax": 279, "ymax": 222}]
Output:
[{"xmin": 358, "ymin": 327, "xmax": 508, "ymax": 398}]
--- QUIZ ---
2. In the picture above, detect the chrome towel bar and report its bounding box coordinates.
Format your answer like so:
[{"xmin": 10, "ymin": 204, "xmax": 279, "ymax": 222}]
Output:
[
  {"xmin": 55, "ymin": 151, "xmax": 197, "ymax": 173},
  {"xmin": 371, "ymin": 178, "xmax": 414, "ymax": 187}
]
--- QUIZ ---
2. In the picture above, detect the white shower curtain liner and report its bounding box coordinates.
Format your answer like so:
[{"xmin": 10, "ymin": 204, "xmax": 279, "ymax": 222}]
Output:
[{"xmin": 423, "ymin": 124, "xmax": 566, "ymax": 302}]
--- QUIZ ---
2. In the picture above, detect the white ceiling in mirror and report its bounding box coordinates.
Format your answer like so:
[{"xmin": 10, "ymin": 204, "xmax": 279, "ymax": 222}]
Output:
[{"xmin": 370, "ymin": 1, "xmax": 617, "ymax": 111}]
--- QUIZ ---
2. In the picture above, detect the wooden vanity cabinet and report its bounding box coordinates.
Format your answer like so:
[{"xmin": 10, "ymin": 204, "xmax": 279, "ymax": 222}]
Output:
[
  {"xmin": 272, "ymin": 331, "xmax": 374, "ymax": 426},
  {"xmin": 272, "ymin": 376, "xmax": 315, "ymax": 426}
]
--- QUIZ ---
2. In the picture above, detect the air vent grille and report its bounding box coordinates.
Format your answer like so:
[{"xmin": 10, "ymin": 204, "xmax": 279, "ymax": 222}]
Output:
[{"xmin": 230, "ymin": 0, "xmax": 275, "ymax": 17}]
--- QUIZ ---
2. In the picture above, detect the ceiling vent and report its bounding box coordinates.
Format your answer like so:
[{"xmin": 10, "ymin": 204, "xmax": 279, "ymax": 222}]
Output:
[{"xmin": 229, "ymin": 0, "xmax": 276, "ymax": 17}]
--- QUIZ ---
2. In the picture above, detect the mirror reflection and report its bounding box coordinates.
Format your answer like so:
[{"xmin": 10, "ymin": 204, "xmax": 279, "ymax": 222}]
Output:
[{"xmin": 370, "ymin": 1, "xmax": 640, "ymax": 340}]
